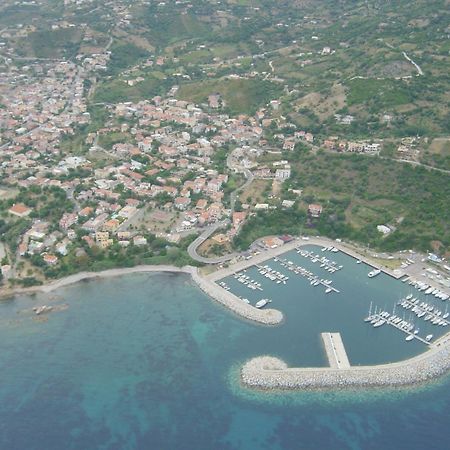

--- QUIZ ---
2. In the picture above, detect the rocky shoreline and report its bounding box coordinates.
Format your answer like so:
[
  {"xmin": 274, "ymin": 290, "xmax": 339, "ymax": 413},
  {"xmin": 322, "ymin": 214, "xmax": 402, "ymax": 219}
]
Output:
[
  {"xmin": 0, "ymin": 265, "xmax": 283, "ymax": 326},
  {"xmin": 241, "ymin": 341, "xmax": 450, "ymax": 390}
]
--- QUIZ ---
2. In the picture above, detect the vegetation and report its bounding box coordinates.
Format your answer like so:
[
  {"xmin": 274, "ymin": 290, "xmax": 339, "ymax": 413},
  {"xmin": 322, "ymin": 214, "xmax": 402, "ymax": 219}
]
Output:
[
  {"xmin": 177, "ymin": 78, "xmax": 282, "ymax": 115},
  {"xmin": 236, "ymin": 152, "xmax": 450, "ymax": 254}
]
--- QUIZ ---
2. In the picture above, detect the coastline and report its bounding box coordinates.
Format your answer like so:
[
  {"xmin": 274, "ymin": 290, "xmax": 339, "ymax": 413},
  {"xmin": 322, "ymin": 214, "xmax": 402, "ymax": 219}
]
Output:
[{"xmin": 0, "ymin": 264, "xmax": 283, "ymax": 326}]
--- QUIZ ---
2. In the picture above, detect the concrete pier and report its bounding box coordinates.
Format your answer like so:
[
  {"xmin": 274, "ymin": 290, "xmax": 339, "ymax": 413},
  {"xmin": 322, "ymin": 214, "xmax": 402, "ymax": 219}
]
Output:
[{"xmin": 321, "ymin": 333, "xmax": 351, "ymax": 369}]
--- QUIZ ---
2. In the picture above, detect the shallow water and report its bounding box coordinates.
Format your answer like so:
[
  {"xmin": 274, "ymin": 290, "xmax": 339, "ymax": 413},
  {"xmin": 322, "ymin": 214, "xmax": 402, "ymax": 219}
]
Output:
[{"xmin": 1, "ymin": 268, "xmax": 450, "ymax": 450}]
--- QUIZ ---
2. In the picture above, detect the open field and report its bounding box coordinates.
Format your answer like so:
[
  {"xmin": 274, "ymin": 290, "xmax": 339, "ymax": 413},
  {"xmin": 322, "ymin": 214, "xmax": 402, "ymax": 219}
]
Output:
[{"xmin": 177, "ymin": 78, "xmax": 282, "ymax": 115}]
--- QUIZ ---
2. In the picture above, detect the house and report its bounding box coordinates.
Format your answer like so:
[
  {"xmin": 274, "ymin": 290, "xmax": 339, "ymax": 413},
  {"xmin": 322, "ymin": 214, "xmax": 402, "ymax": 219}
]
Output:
[
  {"xmin": 377, "ymin": 225, "xmax": 391, "ymax": 234},
  {"xmin": 133, "ymin": 236, "xmax": 147, "ymax": 246},
  {"xmin": 232, "ymin": 211, "xmax": 247, "ymax": 229},
  {"xmin": 275, "ymin": 168, "xmax": 291, "ymax": 180},
  {"xmin": 103, "ymin": 219, "xmax": 120, "ymax": 232},
  {"xmin": 212, "ymin": 233, "xmax": 229, "ymax": 244},
  {"xmin": 43, "ymin": 253, "xmax": 58, "ymax": 265},
  {"xmin": 59, "ymin": 212, "xmax": 78, "ymax": 230},
  {"xmin": 282, "ymin": 200, "xmax": 295, "ymax": 208},
  {"xmin": 78, "ymin": 206, "xmax": 94, "ymax": 218},
  {"xmin": 9, "ymin": 203, "xmax": 31, "ymax": 217},
  {"xmin": 308, "ymin": 203, "xmax": 323, "ymax": 218},
  {"xmin": 261, "ymin": 236, "xmax": 284, "ymax": 249},
  {"xmin": 95, "ymin": 231, "xmax": 110, "ymax": 242},
  {"xmin": 174, "ymin": 197, "xmax": 191, "ymax": 210},
  {"xmin": 196, "ymin": 199, "xmax": 208, "ymax": 211}
]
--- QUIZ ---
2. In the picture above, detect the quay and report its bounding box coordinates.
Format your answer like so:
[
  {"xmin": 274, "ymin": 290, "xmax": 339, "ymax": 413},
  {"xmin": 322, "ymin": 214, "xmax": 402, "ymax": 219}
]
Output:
[
  {"xmin": 208, "ymin": 236, "xmax": 406, "ymax": 283},
  {"xmin": 321, "ymin": 333, "xmax": 350, "ymax": 369}
]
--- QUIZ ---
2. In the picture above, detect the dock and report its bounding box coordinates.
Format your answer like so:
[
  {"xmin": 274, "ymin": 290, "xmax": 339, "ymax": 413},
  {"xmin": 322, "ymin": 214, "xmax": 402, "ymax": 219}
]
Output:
[
  {"xmin": 321, "ymin": 332, "xmax": 351, "ymax": 369},
  {"xmin": 368, "ymin": 312, "xmax": 431, "ymax": 345}
]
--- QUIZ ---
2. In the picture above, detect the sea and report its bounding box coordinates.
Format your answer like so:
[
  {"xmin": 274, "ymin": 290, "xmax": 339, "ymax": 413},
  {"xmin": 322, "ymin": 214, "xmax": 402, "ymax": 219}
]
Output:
[{"xmin": 1, "ymin": 246, "xmax": 450, "ymax": 450}]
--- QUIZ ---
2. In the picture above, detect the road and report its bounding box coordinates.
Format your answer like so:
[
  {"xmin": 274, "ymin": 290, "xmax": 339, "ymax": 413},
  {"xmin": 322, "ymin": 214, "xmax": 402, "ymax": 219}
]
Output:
[
  {"xmin": 402, "ymin": 51, "xmax": 424, "ymax": 76},
  {"xmin": 187, "ymin": 221, "xmax": 237, "ymax": 264},
  {"xmin": 227, "ymin": 148, "xmax": 254, "ymax": 211},
  {"xmin": 380, "ymin": 156, "xmax": 450, "ymax": 175},
  {"xmin": 187, "ymin": 148, "xmax": 255, "ymax": 264}
]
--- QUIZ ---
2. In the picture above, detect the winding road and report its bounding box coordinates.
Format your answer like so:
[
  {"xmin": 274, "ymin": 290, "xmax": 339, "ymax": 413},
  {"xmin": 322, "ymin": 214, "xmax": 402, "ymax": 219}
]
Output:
[{"xmin": 187, "ymin": 148, "xmax": 254, "ymax": 264}]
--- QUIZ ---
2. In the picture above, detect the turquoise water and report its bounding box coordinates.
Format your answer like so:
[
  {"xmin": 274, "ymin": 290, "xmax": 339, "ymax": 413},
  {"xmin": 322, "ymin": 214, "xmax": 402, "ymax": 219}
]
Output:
[{"xmin": 1, "ymin": 266, "xmax": 450, "ymax": 449}]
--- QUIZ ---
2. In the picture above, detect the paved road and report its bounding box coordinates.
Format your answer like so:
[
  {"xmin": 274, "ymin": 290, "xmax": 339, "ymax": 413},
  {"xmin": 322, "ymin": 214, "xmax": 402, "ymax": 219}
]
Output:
[
  {"xmin": 187, "ymin": 221, "xmax": 237, "ymax": 264},
  {"xmin": 227, "ymin": 148, "xmax": 254, "ymax": 211},
  {"xmin": 188, "ymin": 148, "xmax": 254, "ymax": 264}
]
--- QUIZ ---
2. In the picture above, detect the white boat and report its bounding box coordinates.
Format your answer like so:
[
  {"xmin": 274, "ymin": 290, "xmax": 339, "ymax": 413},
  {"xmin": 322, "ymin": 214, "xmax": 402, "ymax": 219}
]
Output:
[
  {"xmin": 356, "ymin": 259, "xmax": 362, "ymax": 264},
  {"xmin": 426, "ymin": 334, "xmax": 433, "ymax": 342},
  {"xmin": 255, "ymin": 299, "xmax": 270, "ymax": 308},
  {"xmin": 242, "ymin": 298, "xmax": 250, "ymax": 304},
  {"xmin": 373, "ymin": 319, "xmax": 386, "ymax": 328},
  {"xmin": 325, "ymin": 287, "xmax": 332, "ymax": 294},
  {"xmin": 405, "ymin": 335, "xmax": 414, "ymax": 341},
  {"xmin": 368, "ymin": 269, "xmax": 381, "ymax": 278}
]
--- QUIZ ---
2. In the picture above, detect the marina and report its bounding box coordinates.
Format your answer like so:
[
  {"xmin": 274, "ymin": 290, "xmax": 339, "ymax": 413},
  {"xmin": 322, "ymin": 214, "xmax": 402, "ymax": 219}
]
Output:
[{"xmin": 211, "ymin": 241, "xmax": 450, "ymax": 369}]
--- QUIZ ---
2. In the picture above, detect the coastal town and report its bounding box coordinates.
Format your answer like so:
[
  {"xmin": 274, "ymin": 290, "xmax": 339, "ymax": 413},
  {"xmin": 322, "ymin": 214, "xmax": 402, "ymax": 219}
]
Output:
[
  {"xmin": 2, "ymin": 47, "xmax": 448, "ymax": 289},
  {"xmin": 3, "ymin": 2, "xmax": 450, "ymax": 448}
]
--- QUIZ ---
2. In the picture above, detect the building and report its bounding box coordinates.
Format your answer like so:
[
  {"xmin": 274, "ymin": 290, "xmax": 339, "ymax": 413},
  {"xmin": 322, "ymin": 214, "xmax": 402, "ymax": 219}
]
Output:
[
  {"xmin": 59, "ymin": 212, "xmax": 78, "ymax": 230},
  {"xmin": 8, "ymin": 203, "xmax": 31, "ymax": 217},
  {"xmin": 275, "ymin": 168, "xmax": 291, "ymax": 180},
  {"xmin": 308, "ymin": 204, "xmax": 323, "ymax": 218},
  {"xmin": 43, "ymin": 254, "xmax": 58, "ymax": 265}
]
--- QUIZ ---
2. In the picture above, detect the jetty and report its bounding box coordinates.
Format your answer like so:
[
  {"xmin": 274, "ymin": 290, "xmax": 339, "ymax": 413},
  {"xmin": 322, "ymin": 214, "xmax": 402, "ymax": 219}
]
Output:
[{"xmin": 321, "ymin": 333, "xmax": 350, "ymax": 369}]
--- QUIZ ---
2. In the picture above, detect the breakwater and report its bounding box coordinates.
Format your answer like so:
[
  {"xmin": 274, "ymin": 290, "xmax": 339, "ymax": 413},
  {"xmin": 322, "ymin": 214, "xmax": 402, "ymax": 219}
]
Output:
[
  {"xmin": 241, "ymin": 335, "xmax": 450, "ymax": 390},
  {"xmin": 191, "ymin": 269, "xmax": 283, "ymax": 325}
]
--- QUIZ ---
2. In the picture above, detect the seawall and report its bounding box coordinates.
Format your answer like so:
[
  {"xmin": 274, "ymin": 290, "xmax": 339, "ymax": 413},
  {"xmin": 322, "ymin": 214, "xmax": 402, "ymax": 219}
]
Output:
[{"xmin": 241, "ymin": 334, "xmax": 450, "ymax": 390}]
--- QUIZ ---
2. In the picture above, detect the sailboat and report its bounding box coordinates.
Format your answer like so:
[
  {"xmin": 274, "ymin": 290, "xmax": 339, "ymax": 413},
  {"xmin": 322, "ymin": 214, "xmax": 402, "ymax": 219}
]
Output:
[{"xmin": 364, "ymin": 301, "xmax": 373, "ymax": 322}]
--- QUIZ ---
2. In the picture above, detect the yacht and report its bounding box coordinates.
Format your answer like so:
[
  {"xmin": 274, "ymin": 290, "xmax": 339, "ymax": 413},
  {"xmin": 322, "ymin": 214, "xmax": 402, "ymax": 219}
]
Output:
[
  {"xmin": 325, "ymin": 287, "xmax": 332, "ymax": 294},
  {"xmin": 368, "ymin": 269, "xmax": 381, "ymax": 278},
  {"xmin": 426, "ymin": 334, "xmax": 433, "ymax": 342},
  {"xmin": 373, "ymin": 319, "xmax": 386, "ymax": 328},
  {"xmin": 405, "ymin": 335, "xmax": 415, "ymax": 342}
]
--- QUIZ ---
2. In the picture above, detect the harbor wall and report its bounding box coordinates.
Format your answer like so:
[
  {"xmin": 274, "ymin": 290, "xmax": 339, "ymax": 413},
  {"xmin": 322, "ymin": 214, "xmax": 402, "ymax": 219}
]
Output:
[
  {"xmin": 241, "ymin": 335, "xmax": 450, "ymax": 390},
  {"xmin": 191, "ymin": 269, "xmax": 283, "ymax": 325}
]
